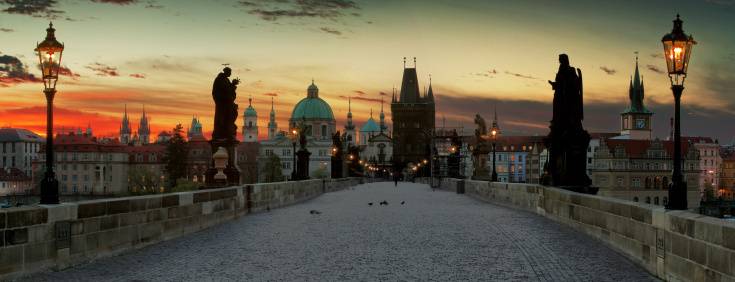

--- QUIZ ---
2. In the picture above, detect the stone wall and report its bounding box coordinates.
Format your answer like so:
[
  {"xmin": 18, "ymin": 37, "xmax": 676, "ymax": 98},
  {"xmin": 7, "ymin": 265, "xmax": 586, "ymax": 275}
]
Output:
[
  {"xmin": 435, "ymin": 178, "xmax": 735, "ymax": 282},
  {"xmin": 0, "ymin": 177, "xmax": 362, "ymax": 280}
]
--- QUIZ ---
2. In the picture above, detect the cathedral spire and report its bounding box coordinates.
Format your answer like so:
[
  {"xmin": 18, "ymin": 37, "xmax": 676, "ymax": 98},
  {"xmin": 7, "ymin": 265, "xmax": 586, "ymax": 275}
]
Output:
[{"xmin": 379, "ymin": 97, "xmax": 386, "ymax": 132}]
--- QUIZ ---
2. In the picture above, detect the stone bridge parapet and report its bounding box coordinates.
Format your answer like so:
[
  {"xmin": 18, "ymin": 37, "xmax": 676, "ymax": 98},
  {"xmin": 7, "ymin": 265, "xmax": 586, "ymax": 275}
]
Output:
[
  {"xmin": 428, "ymin": 178, "xmax": 735, "ymax": 282},
  {"xmin": 0, "ymin": 178, "xmax": 363, "ymax": 280}
]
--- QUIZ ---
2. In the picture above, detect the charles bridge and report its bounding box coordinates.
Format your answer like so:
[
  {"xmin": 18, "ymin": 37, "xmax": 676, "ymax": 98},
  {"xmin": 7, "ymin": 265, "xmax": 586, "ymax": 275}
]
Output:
[{"xmin": 0, "ymin": 178, "xmax": 734, "ymax": 281}]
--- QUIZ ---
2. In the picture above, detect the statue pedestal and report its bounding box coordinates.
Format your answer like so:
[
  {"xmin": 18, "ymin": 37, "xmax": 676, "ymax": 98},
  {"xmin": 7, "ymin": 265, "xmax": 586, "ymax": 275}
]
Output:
[
  {"xmin": 295, "ymin": 149, "xmax": 311, "ymax": 180},
  {"xmin": 205, "ymin": 138, "xmax": 240, "ymax": 188}
]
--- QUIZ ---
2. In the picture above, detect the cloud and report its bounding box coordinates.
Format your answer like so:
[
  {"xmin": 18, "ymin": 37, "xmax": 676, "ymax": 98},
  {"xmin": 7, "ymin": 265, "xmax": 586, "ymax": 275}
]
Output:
[
  {"xmin": 241, "ymin": 0, "xmax": 360, "ymax": 22},
  {"xmin": 599, "ymin": 66, "xmax": 617, "ymax": 75},
  {"xmin": 0, "ymin": 28, "xmax": 13, "ymax": 32},
  {"xmin": 338, "ymin": 95, "xmax": 381, "ymax": 103},
  {"xmin": 263, "ymin": 92, "xmax": 278, "ymax": 97},
  {"xmin": 353, "ymin": 90, "xmax": 365, "ymax": 96},
  {"xmin": 58, "ymin": 65, "xmax": 80, "ymax": 78},
  {"xmin": 646, "ymin": 64, "xmax": 665, "ymax": 74},
  {"xmin": 85, "ymin": 62, "xmax": 120, "ymax": 77},
  {"xmin": 320, "ymin": 26, "xmax": 341, "ymax": 35},
  {"xmin": 91, "ymin": 0, "xmax": 137, "ymax": 4},
  {"xmin": 129, "ymin": 73, "xmax": 146, "ymax": 79},
  {"xmin": 379, "ymin": 91, "xmax": 388, "ymax": 96},
  {"xmin": 471, "ymin": 69, "xmax": 498, "ymax": 78},
  {"xmin": 0, "ymin": 54, "xmax": 41, "ymax": 86},
  {"xmin": 0, "ymin": 0, "xmax": 64, "ymax": 18},
  {"xmin": 504, "ymin": 70, "xmax": 539, "ymax": 80}
]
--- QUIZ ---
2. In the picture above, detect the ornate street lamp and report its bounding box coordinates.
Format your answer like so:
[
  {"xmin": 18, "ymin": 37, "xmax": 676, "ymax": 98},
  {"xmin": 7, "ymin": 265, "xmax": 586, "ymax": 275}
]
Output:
[
  {"xmin": 36, "ymin": 22, "xmax": 64, "ymax": 204},
  {"xmin": 290, "ymin": 129, "xmax": 298, "ymax": 181},
  {"xmin": 662, "ymin": 14, "xmax": 696, "ymax": 210},
  {"xmin": 489, "ymin": 125, "xmax": 500, "ymax": 182}
]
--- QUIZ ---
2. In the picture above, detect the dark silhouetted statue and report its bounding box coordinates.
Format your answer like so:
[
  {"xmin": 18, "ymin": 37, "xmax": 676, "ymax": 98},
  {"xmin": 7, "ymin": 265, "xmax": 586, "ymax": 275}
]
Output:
[
  {"xmin": 331, "ymin": 131, "xmax": 344, "ymax": 178},
  {"xmin": 206, "ymin": 67, "xmax": 240, "ymax": 187},
  {"xmin": 212, "ymin": 67, "xmax": 239, "ymax": 141},
  {"xmin": 545, "ymin": 54, "xmax": 594, "ymax": 193}
]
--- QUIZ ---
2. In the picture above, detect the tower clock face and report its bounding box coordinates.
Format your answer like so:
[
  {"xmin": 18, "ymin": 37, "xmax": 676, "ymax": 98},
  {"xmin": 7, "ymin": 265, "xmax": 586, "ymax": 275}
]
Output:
[{"xmin": 635, "ymin": 119, "xmax": 646, "ymax": 129}]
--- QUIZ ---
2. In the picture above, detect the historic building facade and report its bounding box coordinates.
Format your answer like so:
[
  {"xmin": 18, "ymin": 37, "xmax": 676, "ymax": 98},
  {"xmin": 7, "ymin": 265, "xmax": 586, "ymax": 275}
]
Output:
[
  {"xmin": 590, "ymin": 138, "xmax": 701, "ymax": 208},
  {"xmin": 391, "ymin": 59, "xmax": 435, "ymax": 170},
  {"xmin": 258, "ymin": 81, "xmax": 335, "ymax": 181},
  {"xmin": 0, "ymin": 128, "xmax": 44, "ymax": 178},
  {"xmin": 35, "ymin": 132, "xmax": 130, "ymax": 195},
  {"xmin": 619, "ymin": 57, "xmax": 653, "ymax": 140},
  {"xmin": 242, "ymin": 97, "xmax": 258, "ymax": 143}
]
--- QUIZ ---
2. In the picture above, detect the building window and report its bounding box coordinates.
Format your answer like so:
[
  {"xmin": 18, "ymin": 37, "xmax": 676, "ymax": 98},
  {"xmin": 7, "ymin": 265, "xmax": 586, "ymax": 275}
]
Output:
[
  {"xmin": 616, "ymin": 177, "xmax": 624, "ymax": 187},
  {"xmin": 265, "ymin": 150, "xmax": 273, "ymax": 156},
  {"xmin": 654, "ymin": 197, "xmax": 659, "ymax": 205},
  {"xmin": 633, "ymin": 197, "xmax": 639, "ymax": 202},
  {"xmin": 322, "ymin": 125, "xmax": 327, "ymax": 137},
  {"xmin": 283, "ymin": 149, "xmax": 291, "ymax": 156},
  {"xmin": 663, "ymin": 197, "xmax": 668, "ymax": 205},
  {"xmin": 645, "ymin": 197, "xmax": 651, "ymax": 204},
  {"xmin": 632, "ymin": 177, "xmax": 641, "ymax": 188}
]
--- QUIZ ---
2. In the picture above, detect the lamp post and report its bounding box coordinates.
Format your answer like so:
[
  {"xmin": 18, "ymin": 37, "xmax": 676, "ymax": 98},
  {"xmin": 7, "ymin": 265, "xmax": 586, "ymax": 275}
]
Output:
[
  {"xmin": 662, "ymin": 14, "xmax": 696, "ymax": 210},
  {"xmin": 489, "ymin": 125, "xmax": 500, "ymax": 182},
  {"xmin": 36, "ymin": 22, "xmax": 64, "ymax": 205},
  {"xmin": 290, "ymin": 129, "xmax": 298, "ymax": 180}
]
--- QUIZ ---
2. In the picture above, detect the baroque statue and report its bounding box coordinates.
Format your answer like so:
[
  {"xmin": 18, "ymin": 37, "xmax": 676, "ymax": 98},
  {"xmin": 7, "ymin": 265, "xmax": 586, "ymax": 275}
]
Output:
[
  {"xmin": 211, "ymin": 67, "xmax": 239, "ymax": 141},
  {"xmin": 544, "ymin": 54, "xmax": 593, "ymax": 192}
]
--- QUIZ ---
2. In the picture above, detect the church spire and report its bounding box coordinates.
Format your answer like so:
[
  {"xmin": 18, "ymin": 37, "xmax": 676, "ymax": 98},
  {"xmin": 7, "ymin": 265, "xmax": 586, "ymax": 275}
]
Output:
[
  {"xmin": 627, "ymin": 53, "xmax": 649, "ymax": 113},
  {"xmin": 346, "ymin": 97, "xmax": 354, "ymax": 130},
  {"xmin": 491, "ymin": 104, "xmax": 499, "ymax": 131},
  {"xmin": 427, "ymin": 74, "xmax": 434, "ymax": 101},
  {"xmin": 379, "ymin": 97, "xmax": 386, "ymax": 132}
]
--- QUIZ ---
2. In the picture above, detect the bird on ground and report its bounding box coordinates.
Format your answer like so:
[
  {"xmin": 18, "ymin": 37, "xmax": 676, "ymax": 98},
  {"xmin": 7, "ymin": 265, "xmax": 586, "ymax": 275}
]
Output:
[
  {"xmin": 401, "ymin": 201, "xmax": 405, "ymax": 205},
  {"xmin": 310, "ymin": 210, "xmax": 322, "ymax": 214},
  {"xmin": 368, "ymin": 202, "xmax": 373, "ymax": 206}
]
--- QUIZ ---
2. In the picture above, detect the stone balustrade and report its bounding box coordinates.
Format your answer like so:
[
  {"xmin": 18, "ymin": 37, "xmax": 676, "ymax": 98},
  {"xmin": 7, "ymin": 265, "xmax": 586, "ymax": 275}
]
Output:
[
  {"xmin": 0, "ymin": 178, "xmax": 362, "ymax": 280},
  {"xmin": 432, "ymin": 178, "xmax": 735, "ymax": 282}
]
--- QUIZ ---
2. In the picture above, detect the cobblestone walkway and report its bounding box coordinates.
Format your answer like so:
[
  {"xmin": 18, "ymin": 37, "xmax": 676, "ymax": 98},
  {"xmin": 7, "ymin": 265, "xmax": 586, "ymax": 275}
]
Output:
[{"xmin": 26, "ymin": 182, "xmax": 657, "ymax": 281}]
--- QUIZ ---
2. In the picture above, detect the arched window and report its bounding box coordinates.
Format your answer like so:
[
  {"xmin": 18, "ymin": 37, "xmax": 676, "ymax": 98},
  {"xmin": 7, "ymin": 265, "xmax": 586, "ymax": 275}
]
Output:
[
  {"xmin": 654, "ymin": 197, "xmax": 659, "ymax": 205},
  {"xmin": 248, "ymin": 121, "xmax": 253, "ymax": 127},
  {"xmin": 645, "ymin": 197, "xmax": 651, "ymax": 204},
  {"xmin": 663, "ymin": 177, "xmax": 669, "ymax": 189},
  {"xmin": 645, "ymin": 177, "xmax": 651, "ymax": 189},
  {"xmin": 633, "ymin": 197, "xmax": 639, "ymax": 202},
  {"xmin": 663, "ymin": 197, "xmax": 668, "ymax": 206},
  {"xmin": 321, "ymin": 125, "xmax": 327, "ymax": 137},
  {"xmin": 654, "ymin": 177, "xmax": 661, "ymax": 189}
]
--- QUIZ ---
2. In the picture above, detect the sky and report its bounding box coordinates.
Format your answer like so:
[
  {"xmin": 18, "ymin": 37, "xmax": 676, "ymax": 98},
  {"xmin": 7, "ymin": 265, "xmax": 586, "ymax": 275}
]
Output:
[{"xmin": 1, "ymin": 0, "xmax": 734, "ymax": 142}]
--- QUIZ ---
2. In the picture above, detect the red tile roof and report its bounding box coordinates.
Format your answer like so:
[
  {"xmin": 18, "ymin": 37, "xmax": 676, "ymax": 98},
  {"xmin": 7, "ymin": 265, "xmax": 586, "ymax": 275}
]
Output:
[{"xmin": 602, "ymin": 139, "xmax": 692, "ymax": 158}]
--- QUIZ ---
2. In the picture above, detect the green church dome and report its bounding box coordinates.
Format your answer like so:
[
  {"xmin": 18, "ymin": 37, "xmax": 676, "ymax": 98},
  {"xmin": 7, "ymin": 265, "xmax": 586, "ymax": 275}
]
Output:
[
  {"xmin": 360, "ymin": 117, "xmax": 380, "ymax": 133},
  {"xmin": 244, "ymin": 106, "xmax": 257, "ymax": 117},
  {"xmin": 291, "ymin": 97, "xmax": 335, "ymax": 120},
  {"xmin": 244, "ymin": 98, "xmax": 257, "ymax": 117},
  {"xmin": 290, "ymin": 80, "xmax": 335, "ymax": 121}
]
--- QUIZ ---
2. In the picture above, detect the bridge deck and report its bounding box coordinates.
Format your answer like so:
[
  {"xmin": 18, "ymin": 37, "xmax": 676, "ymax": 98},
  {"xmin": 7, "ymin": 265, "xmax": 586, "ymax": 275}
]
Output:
[{"xmin": 26, "ymin": 182, "xmax": 657, "ymax": 281}]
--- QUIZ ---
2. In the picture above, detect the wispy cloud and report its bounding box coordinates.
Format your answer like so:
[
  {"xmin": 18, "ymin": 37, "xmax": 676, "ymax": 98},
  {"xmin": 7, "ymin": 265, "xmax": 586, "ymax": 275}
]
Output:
[
  {"xmin": 320, "ymin": 26, "xmax": 341, "ymax": 35},
  {"xmin": 129, "ymin": 73, "xmax": 146, "ymax": 79},
  {"xmin": 646, "ymin": 64, "xmax": 664, "ymax": 74},
  {"xmin": 339, "ymin": 95, "xmax": 381, "ymax": 103},
  {"xmin": 353, "ymin": 90, "xmax": 365, "ymax": 96},
  {"xmin": 471, "ymin": 69, "xmax": 498, "ymax": 78},
  {"xmin": 86, "ymin": 62, "xmax": 120, "ymax": 77},
  {"xmin": 599, "ymin": 66, "xmax": 617, "ymax": 75},
  {"xmin": 0, "ymin": 0, "xmax": 64, "ymax": 19},
  {"xmin": 0, "ymin": 27, "xmax": 13, "ymax": 32},
  {"xmin": 240, "ymin": 0, "xmax": 360, "ymax": 22},
  {"xmin": 0, "ymin": 54, "xmax": 40, "ymax": 87},
  {"xmin": 504, "ymin": 70, "xmax": 539, "ymax": 80},
  {"xmin": 264, "ymin": 92, "xmax": 278, "ymax": 97},
  {"xmin": 91, "ymin": 0, "xmax": 137, "ymax": 4}
]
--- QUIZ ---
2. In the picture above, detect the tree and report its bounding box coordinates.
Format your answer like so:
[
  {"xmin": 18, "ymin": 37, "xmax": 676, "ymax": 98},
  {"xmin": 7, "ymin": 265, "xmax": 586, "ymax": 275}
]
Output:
[
  {"xmin": 164, "ymin": 124, "xmax": 188, "ymax": 189},
  {"xmin": 260, "ymin": 154, "xmax": 283, "ymax": 183}
]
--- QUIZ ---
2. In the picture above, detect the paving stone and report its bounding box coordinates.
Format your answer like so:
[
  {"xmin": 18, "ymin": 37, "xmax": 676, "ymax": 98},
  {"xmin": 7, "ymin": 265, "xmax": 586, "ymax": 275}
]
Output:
[{"xmin": 23, "ymin": 182, "xmax": 657, "ymax": 282}]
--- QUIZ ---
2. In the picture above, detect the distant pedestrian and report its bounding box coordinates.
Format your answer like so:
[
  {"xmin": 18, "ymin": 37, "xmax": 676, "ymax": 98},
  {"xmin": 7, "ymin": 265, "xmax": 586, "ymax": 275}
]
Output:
[{"xmin": 394, "ymin": 172, "xmax": 399, "ymax": 187}]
